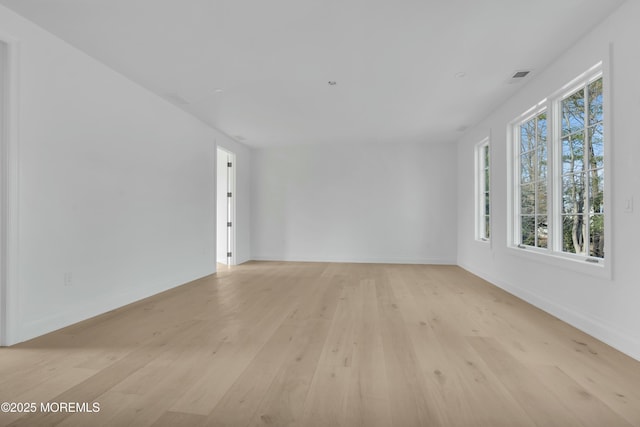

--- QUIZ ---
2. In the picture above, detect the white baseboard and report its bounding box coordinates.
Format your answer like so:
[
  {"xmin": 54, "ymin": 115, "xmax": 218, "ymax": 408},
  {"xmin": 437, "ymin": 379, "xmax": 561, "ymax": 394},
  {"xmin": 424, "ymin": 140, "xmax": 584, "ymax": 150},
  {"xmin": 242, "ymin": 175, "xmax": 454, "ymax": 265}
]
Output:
[
  {"xmin": 17, "ymin": 268, "xmax": 214, "ymax": 344},
  {"xmin": 458, "ymin": 262, "xmax": 640, "ymax": 362},
  {"xmin": 251, "ymin": 255, "xmax": 456, "ymax": 265}
]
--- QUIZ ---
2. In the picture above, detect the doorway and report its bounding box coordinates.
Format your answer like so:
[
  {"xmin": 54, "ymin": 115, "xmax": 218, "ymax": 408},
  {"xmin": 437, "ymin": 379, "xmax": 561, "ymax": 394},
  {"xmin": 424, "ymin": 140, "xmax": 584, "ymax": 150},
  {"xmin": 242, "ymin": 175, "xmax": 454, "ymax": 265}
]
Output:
[{"xmin": 216, "ymin": 147, "xmax": 236, "ymax": 266}]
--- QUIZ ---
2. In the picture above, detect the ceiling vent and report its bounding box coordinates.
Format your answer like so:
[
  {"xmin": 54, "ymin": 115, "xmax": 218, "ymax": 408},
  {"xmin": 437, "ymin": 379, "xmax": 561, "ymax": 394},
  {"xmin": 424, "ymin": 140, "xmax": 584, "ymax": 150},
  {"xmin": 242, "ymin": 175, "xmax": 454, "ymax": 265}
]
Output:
[{"xmin": 512, "ymin": 70, "xmax": 531, "ymax": 79}]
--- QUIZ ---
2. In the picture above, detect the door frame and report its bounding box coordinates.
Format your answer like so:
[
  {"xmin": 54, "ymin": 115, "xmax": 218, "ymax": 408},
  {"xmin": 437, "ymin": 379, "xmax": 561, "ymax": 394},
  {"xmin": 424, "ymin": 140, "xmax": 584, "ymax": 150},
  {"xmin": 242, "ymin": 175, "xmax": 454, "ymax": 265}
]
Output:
[
  {"xmin": 0, "ymin": 36, "xmax": 20, "ymax": 346},
  {"xmin": 216, "ymin": 146, "xmax": 236, "ymax": 266}
]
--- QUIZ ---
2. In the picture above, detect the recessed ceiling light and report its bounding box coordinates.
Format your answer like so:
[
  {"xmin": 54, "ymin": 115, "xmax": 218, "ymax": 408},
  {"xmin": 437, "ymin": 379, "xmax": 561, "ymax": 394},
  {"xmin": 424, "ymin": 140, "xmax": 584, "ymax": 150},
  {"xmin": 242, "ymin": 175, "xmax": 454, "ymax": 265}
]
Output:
[
  {"xmin": 328, "ymin": 81, "xmax": 337, "ymax": 86},
  {"xmin": 213, "ymin": 88, "xmax": 224, "ymax": 93},
  {"xmin": 454, "ymin": 72, "xmax": 466, "ymax": 78}
]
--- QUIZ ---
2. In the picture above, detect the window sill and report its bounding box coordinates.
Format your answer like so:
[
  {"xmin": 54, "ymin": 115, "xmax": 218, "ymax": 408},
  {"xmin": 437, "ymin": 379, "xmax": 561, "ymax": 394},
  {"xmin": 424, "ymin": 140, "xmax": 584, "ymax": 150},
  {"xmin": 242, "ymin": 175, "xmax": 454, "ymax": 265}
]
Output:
[
  {"xmin": 474, "ymin": 238, "xmax": 492, "ymax": 249},
  {"xmin": 507, "ymin": 245, "xmax": 611, "ymax": 280}
]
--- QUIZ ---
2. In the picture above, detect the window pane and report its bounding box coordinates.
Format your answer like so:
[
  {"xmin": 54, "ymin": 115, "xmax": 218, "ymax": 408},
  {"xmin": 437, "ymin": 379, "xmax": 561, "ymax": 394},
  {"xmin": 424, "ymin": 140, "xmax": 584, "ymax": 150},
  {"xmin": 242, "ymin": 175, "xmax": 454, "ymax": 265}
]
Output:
[
  {"xmin": 537, "ymin": 143, "xmax": 547, "ymax": 181},
  {"xmin": 521, "ymin": 120, "xmax": 536, "ymax": 153},
  {"xmin": 521, "ymin": 215, "xmax": 535, "ymax": 246},
  {"xmin": 562, "ymin": 89, "xmax": 585, "ymax": 136},
  {"xmin": 484, "ymin": 168, "xmax": 490, "ymax": 190},
  {"xmin": 588, "ymin": 124, "xmax": 604, "ymax": 170},
  {"xmin": 537, "ymin": 215, "xmax": 548, "ymax": 248},
  {"xmin": 588, "ymin": 78, "xmax": 603, "ymax": 125},
  {"xmin": 484, "ymin": 145, "xmax": 490, "ymax": 168},
  {"xmin": 521, "ymin": 151, "xmax": 535, "ymax": 183},
  {"xmin": 484, "ymin": 192, "xmax": 490, "ymax": 216},
  {"xmin": 562, "ymin": 173, "xmax": 585, "ymax": 214},
  {"xmin": 536, "ymin": 182, "xmax": 547, "ymax": 215},
  {"xmin": 485, "ymin": 215, "xmax": 490, "ymax": 239},
  {"xmin": 590, "ymin": 214, "xmax": 604, "ymax": 258},
  {"xmin": 562, "ymin": 214, "xmax": 586, "ymax": 254},
  {"xmin": 521, "ymin": 183, "xmax": 535, "ymax": 214},
  {"xmin": 589, "ymin": 168, "xmax": 604, "ymax": 214},
  {"xmin": 537, "ymin": 112, "xmax": 547, "ymax": 142},
  {"xmin": 562, "ymin": 133, "xmax": 584, "ymax": 175}
]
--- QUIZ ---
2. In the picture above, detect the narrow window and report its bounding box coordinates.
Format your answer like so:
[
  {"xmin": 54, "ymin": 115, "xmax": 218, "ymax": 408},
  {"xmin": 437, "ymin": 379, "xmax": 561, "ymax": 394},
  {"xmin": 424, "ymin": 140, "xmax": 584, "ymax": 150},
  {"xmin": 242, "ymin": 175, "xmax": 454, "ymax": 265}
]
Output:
[
  {"xmin": 518, "ymin": 112, "xmax": 548, "ymax": 248},
  {"xmin": 475, "ymin": 139, "xmax": 490, "ymax": 241}
]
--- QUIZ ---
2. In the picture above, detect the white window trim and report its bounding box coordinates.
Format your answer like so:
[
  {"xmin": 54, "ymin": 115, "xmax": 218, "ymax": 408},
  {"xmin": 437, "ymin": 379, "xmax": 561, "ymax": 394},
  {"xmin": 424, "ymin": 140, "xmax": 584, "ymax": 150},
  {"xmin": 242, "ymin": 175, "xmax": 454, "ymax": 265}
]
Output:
[
  {"xmin": 507, "ymin": 61, "xmax": 611, "ymax": 280},
  {"xmin": 474, "ymin": 137, "xmax": 491, "ymax": 244}
]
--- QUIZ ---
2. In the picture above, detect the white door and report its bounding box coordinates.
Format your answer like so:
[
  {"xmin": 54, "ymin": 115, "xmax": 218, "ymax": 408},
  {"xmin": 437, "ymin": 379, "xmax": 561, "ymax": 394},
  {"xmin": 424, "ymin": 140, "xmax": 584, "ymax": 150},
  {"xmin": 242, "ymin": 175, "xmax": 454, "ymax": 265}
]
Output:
[{"xmin": 216, "ymin": 148, "xmax": 235, "ymax": 265}]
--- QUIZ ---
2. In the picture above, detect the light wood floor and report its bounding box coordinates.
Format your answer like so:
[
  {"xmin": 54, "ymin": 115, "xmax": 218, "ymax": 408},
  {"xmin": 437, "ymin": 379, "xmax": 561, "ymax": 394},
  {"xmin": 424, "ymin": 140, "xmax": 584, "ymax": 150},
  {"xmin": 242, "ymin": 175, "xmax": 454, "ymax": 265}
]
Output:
[{"xmin": 1, "ymin": 262, "xmax": 640, "ymax": 427}]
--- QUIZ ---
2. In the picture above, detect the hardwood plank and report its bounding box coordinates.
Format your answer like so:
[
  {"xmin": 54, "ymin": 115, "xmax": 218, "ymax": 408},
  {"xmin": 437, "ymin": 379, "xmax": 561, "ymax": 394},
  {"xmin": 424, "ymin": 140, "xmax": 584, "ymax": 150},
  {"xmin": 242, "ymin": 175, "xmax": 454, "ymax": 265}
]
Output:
[
  {"xmin": 343, "ymin": 272, "xmax": 391, "ymax": 427},
  {"xmin": 533, "ymin": 365, "xmax": 633, "ymax": 427},
  {"xmin": 245, "ymin": 269, "xmax": 343, "ymax": 426},
  {"xmin": 1, "ymin": 262, "xmax": 640, "ymax": 427},
  {"xmin": 3, "ymin": 319, "xmax": 201, "ymax": 426},
  {"xmin": 150, "ymin": 411, "xmax": 207, "ymax": 427},
  {"xmin": 468, "ymin": 336, "xmax": 584, "ymax": 427},
  {"xmin": 300, "ymin": 270, "xmax": 358, "ymax": 427},
  {"xmin": 374, "ymin": 265, "xmax": 445, "ymax": 427},
  {"xmin": 171, "ymin": 265, "xmax": 323, "ymax": 417},
  {"xmin": 393, "ymin": 265, "xmax": 536, "ymax": 427}
]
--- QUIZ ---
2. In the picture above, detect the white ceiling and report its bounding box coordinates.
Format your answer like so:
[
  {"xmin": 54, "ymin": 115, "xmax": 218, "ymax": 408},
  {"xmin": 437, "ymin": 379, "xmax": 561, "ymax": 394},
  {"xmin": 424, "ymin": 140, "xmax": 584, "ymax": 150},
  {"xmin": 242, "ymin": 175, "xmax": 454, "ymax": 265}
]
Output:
[{"xmin": 0, "ymin": 0, "xmax": 625, "ymax": 147}]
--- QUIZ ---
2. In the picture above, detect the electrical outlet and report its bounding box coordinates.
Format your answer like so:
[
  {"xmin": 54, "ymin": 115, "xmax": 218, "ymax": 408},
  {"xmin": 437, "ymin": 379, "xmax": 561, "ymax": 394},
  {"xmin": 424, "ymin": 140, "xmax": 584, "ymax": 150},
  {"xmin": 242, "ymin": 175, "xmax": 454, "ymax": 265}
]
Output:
[{"xmin": 64, "ymin": 272, "xmax": 72, "ymax": 287}]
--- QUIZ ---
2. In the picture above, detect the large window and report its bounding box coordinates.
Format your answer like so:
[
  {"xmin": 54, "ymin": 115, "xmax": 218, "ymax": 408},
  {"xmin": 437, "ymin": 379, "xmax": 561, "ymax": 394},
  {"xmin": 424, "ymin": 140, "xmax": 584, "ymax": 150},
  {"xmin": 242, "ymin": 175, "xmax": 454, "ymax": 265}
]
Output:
[
  {"xmin": 511, "ymin": 64, "xmax": 606, "ymax": 265},
  {"xmin": 475, "ymin": 138, "xmax": 490, "ymax": 241}
]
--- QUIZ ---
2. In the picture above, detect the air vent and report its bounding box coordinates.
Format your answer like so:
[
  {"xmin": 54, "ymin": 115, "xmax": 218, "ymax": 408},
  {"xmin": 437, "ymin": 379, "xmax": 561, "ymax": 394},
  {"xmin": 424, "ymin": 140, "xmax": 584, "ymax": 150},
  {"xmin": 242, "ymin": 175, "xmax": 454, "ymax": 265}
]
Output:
[{"xmin": 512, "ymin": 70, "xmax": 530, "ymax": 79}]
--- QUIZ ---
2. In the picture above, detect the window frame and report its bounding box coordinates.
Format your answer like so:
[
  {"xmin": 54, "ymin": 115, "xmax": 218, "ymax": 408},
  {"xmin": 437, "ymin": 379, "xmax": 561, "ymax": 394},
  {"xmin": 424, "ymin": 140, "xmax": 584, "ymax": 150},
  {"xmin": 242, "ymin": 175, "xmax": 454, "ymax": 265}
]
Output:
[
  {"xmin": 507, "ymin": 62, "xmax": 611, "ymax": 278},
  {"xmin": 514, "ymin": 108, "xmax": 549, "ymax": 250},
  {"xmin": 475, "ymin": 138, "xmax": 491, "ymax": 243}
]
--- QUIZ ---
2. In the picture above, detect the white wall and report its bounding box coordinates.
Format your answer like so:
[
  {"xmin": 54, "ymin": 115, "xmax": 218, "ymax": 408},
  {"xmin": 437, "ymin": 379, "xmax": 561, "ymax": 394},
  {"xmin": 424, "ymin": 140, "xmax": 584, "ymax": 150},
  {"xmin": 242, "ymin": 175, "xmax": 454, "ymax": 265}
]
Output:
[
  {"xmin": 0, "ymin": 4, "xmax": 252, "ymax": 344},
  {"xmin": 456, "ymin": 0, "xmax": 640, "ymax": 360},
  {"xmin": 251, "ymin": 141, "xmax": 457, "ymax": 264}
]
